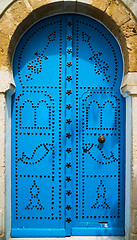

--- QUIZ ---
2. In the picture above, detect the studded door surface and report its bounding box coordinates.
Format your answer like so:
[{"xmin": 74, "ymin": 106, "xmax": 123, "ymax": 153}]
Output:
[{"xmin": 12, "ymin": 14, "xmax": 125, "ymax": 237}]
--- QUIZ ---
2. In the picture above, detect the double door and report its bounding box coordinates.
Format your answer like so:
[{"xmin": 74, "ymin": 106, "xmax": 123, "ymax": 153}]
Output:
[{"xmin": 11, "ymin": 14, "xmax": 125, "ymax": 237}]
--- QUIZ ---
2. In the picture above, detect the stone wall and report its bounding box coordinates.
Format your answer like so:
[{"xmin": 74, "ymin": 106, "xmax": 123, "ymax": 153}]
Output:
[
  {"xmin": 0, "ymin": 0, "xmax": 137, "ymax": 16},
  {"xmin": 0, "ymin": 0, "xmax": 137, "ymax": 74}
]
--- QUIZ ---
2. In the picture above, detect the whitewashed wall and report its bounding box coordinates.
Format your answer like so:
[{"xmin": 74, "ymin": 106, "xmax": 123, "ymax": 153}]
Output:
[{"xmin": 122, "ymin": 0, "xmax": 137, "ymax": 16}]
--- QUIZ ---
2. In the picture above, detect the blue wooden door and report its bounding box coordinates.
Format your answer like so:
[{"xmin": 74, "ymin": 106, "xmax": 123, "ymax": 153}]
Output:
[{"xmin": 11, "ymin": 14, "xmax": 125, "ymax": 237}]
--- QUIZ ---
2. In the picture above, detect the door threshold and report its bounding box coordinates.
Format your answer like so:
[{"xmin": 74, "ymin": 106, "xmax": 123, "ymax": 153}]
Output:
[{"xmin": 9, "ymin": 236, "xmax": 125, "ymax": 240}]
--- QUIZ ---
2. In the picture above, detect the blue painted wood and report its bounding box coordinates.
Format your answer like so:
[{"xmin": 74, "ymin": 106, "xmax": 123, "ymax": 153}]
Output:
[
  {"xmin": 71, "ymin": 15, "xmax": 125, "ymax": 236},
  {"xmin": 65, "ymin": 16, "xmax": 73, "ymax": 237},
  {"xmin": 71, "ymin": 227, "xmax": 125, "ymax": 236},
  {"xmin": 12, "ymin": 14, "xmax": 125, "ymax": 237},
  {"xmin": 11, "ymin": 228, "xmax": 66, "ymax": 237},
  {"xmin": 12, "ymin": 15, "xmax": 66, "ymax": 237}
]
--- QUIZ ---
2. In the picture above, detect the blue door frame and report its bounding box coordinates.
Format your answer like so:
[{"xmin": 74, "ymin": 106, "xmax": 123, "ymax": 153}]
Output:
[{"xmin": 11, "ymin": 14, "xmax": 125, "ymax": 237}]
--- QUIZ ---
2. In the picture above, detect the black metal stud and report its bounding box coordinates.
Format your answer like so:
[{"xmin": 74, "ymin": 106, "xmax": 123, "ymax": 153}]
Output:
[
  {"xmin": 66, "ymin": 104, "xmax": 72, "ymax": 110},
  {"xmin": 66, "ymin": 90, "xmax": 72, "ymax": 95},
  {"xmin": 66, "ymin": 162, "xmax": 71, "ymax": 168},
  {"xmin": 66, "ymin": 119, "xmax": 72, "ymax": 124},
  {"xmin": 67, "ymin": 35, "xmax": 72, "ymax": 41},
  {"xmin": 66, "ymin": 176, "xmax": 71, "ymax": 182},
  {"xmin": 66, "ymin": 217, "xmax": 72, "ymax": 223},
  {"xmin": 67, "ymin": 49, "xmax": 72, "ymax": 54},
  {"xmin": 66, "ymin": 190, "xmax": 72, "ymax": 196},
  {"xmin": 66, "ymin": 148, "xmax": 71, "ymax": 153},
  {"xmin": 66, "ymin": 76, "xmax": 72, "ymax": 81},
  {"xmin": 82, "ymin": 144, "xmax": 93, "ymax": 153},
  {"xmin": 66, "ymin": 62, "xmax": 72, "ymax": 67},
  {"xmin": 68, "ymin": 22, "xmax": 72, "ymax": 27},
  {"xmin": 83, "ymin": 148, "xmax": 87, "ymax": 153},
  {"xmin": 66, "ymin": 133, "xmax": 72, "ymax": 138},
  {"xmin": 66, "ymin": 205, "xmax": 71, "ymax": 210}
]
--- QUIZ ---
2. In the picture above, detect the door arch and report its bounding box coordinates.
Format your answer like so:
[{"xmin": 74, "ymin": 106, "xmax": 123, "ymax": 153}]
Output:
[{"xmin": 11, "ymin": 14, "xmax": 125, "ymax": 237}]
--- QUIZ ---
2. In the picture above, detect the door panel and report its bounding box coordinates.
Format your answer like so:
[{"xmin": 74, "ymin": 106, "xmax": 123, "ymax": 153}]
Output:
[
  {"xmin": 12, "ymin": 16, "xmax": 66, "ymax": 237},
  {"xmin": 73, "ymin": 91, "xmax": 124, "ymax": 235},
  {"xmin": 71, "ymin": 16, "xmax": 124, "ymax": 236},
  {"xmin": 12, "ymin": 14, "xmax": 125, "ymax": 237}
]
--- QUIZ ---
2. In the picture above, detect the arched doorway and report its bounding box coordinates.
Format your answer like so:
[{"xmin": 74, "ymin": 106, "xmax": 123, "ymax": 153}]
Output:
[{"xmin": 11, "ymin": 13, "xmax": 125, "ymax": 237}]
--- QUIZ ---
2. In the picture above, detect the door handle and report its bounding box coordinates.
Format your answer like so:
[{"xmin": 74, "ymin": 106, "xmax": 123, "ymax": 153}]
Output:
[{"xmin": 98, "ymin": 136, "xmax": 105, "ymax": 143}]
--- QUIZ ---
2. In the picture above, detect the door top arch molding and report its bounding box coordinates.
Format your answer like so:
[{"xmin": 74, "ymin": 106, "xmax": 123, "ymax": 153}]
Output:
[{"xmin": 0, "ymin": 0, "xmax": 137, "ymax": 77}]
